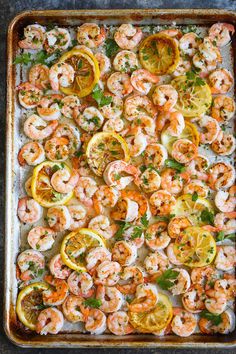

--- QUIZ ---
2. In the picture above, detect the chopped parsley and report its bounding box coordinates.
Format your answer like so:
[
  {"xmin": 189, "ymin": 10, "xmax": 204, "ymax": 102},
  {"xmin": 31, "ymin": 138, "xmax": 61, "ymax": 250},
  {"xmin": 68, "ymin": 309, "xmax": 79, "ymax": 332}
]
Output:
[
  {"xmin": 156, "ymin": 269, "xmax": 179, "ymax": 290},
  {"xmin": 192, "ymin": 191, "xmax": 198, "ymax": 201},
  {"xmin": 200, "ymin": 310, "xmax": 222, "ymax": 326},
  {"xmin": 92, "ymin": 84, "xmax": 112, "ymax": 107},
  {"xmin": 105, "ymin": 38, "xmax": 119, "ymax": 58},
  {"xmin": 83, "ymin": 298, "xmax": 102, "ymax": 309},
  {"xmin": 200, "ymin": 209, "xmax": 215, "ymax": 226},
  {"xmin": 165, "ymin": 159, "xmax": 185, "ymax": 173}
]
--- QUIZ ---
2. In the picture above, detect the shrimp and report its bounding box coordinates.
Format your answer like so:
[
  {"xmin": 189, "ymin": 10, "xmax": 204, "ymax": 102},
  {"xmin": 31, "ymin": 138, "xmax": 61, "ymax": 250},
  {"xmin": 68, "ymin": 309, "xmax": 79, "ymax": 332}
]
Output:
[
  {"xmin": 23, "ymin": 114, "xmax": 58, "ymax": 140},
  {"xmin": 144, "ymin": 144, "xmax": 168, "ymax": 169},
  {"xmin": 49, "ymin": 62, "xmax": 75, "ymax": 91},
  {"xmin": 51, "ymin": 168, "xmax": 79, "ymax": 193},
  {"xmin": 95, "ymin": 260, "xmax": 121, "ymax": 286},
  {"xmin": 156, "ymin": 111, "xmax": 185, "ymax": 137},
  {"xmin": 199, "ymin": 308, "xmax": 235, "ymax": 334},
  {"xmin": 46, "ymin": 206, "xmax": 72, "ymax": 232},
  {"xmin": 88, "ymin": 215, "xmax": 117, "ymax": 239},
  {"xmin": 113, "ymin": 50, "xmax": 139, "ymax": 73},
  {"xmin": 44, "ymin": 137, "xmax": 70, "ymax": 161},
  {"xmin": 192, "ymin": 52, "xmax": 217, "ymax": 77},
  {"xmin": 149, "ymin": 190, "xmax": 176, "ymax": 216},
  {"xmin": 17, "ymin": 249, "xmax": 45, "ymax": 281},
  {"xmin": 95, "ymin": 52, "xmax": 111, "ymax": 78},
  {"xmin": 130, "ymin": 69, "xmax": 159, "ymax": 95},
  {"xmin": 27, "ymin": 226, "xmax": 55, "ymax": 251},
  {"xmin": 179, "ymin": 32, "xmax": 200, "ymax": 56},
  {"xmin": 49, "ymin": 254, "xmax": 71, "ymax": 279},
  {"xmin": 172, "ymin": 139, "xmax": 198, "ymax": 164},
  {"xmin": 36, "ymin": 308, "xmax": 64, "ymax": 335},
  {"xmin": 103, "ymin": 160, "xmax": 139, "ymax": 190},
  {"xmin": 145, "ymin": 222, "xmax": 171, "ymax": 251},
  {"xmin": 61, "ymin": 95, "xmax": 81, "ymax": 119},
  {"xmin": 17, "ymin": 197, "xmax": 43, "ymax": 224},
  {"xmin": 167, "ymin": 216, "xmax": 192, "ymax": 239},
  {"xmin": 205, "ymin": 289, "xmax": 227, "ymax": 315},
  {"xmin": 171, "ymin": 308, "xmax": 197, "ymax": 337},
  {"xmin": 77, "ymin": 23, "xmax": 105, "ymax": 48},
  {"xmin": 18, "ymin": 82, "xmax": 43, "ymax": 109},
  {"xmin": 191, "ymin": 266, "xmax": 218, "ymax": 288},
  {"xmin": 114, "ymin": 24, "xmax": 142, "ymax": 50},
  {"xmin": 62, "ymin": 295, "xmax": 85, "ymax": 323},
  {"xmin": 125, "ymin": 127, "xmax": 148, "ymax": 157},
  {"xmin": 107, "ymin": 311, "xmax": 134, "ymax": 335},
  {"xmin": 74, "ymin": 177, "xmax": 98, "ymax": 207},
  {"xmin": 44, "ymin": 28, "xmax": 71, "ymax": 53},
  {"xmin": 211, "ymin": 95, "xmax": 235, "ymax": 123},
  {"xmin": 166, "ymin": 243, "xmax": 183, "ymax": 265},
  {"xmin": 128, "ymin": 284, "xmax": 158, "ymax": 313},
  {"xmin": 161, "ymin": 168, "xmax": 185, "ymax": 195},
  {"xmin": 96, "ymin": 285, "xmax": 123, "ymax": 313},
  {"xmin": 86, "ymin": 247, "xmax": 112, "ymax": 271},
  {"xmin": 122, "ymin": 225, "xmax": 145, "ymax": 249},
  {"xmin": 68, "ymin": 205, "xmax": 87, "ymax": 230},
  {"xmin": 208, "ymin": 162, "xmax": 235, "ymax": 190},
  {"xmin": 140, "ymin": 168, "xmax": 161, "ymax": 194},
  {"xmin": 84, "ymin": 308, "xmax": 107, "ymax": 334},
  {"xmin": 117, "ymin": 266, "xmax": 144, "ymax": 295},
  {"xmin": 37, "ymin": 94, "xmax": 63, "ymax": 120},
  {"xmin": 211, "ymin": 131, "xmax": 236, "ymax": 156},
  {"xmin": 215, "ymin": 246, "xmax": 236, "ymax": 271},
  {"xmin": 103, "ymin": 118, "xmax": 124, "ymax": 133},
  {"xmin": 208, "ymin": 68, "xmax": 234, "ymax": 94},
  {"xmin": 43, "ymin": 275, "xmax": 69, "ymax": 306},
  {"xmin": 29, "ymin": 64, "xmax": 50, "ymax": 90},
  {"xmin": 76, "ymin": 107, "xmax": 104, "ymax": 132},
  {"xmin": 117, "ymin": 190, "xmax": 150, "ymax": 221},
  {"xmin": 100, "ymin": 94, "xmax": 123, "ymax": 119},
  {"xmin": 215, "ymin": 186, "xmax": 236, "ymax": 213},
  {"xmin": 199, "ymin": 37, "xmax": 222, "ymax": 63},
  {"xmin": 52, "ymin": 123, "xmax": 81, "ymax": 154},
  {"xmin": 169, "ymin": 269, "xmax": 191, "ymax": 296},
  {"xmin": 214, "ymin": 212, "xmax": 236, "ymax": 235},
  {"xmin": 214, "ymin": 275, "xmax": 236, "ymax": 300},
  {"xmin": 131, "ymin": 115, "xmax": 156, "ymax": 137},
  {"xmin": 18, "ymin": 24, "xmax": 45, "ymax": 49},
  {"xmin": 183, "ymin": 179, "xmax": 209, "ymax": 198},
  {"xmin": 144, "ymin": 251, "xmax": 170, "ymax": 275},
  {"xmin": 124, "ymin": 94, "xmax": 157, "ymax": 120},
  {"xmin": 182, "ymin": 284, "xmax": 205, "ymax": 313},
  {"xmin": 172, "ymin": 58, "xmax": 191, "ymax": 77},
  {"xmin": 209, "ymin": 22, "xmax": 235, "ymax": 47},
  {"xmin": 93, "ymin": 185, "xmax": 120, "ymax": 214},
  {"xmin": 186, "ymin": 155, "xmax": 209, "ymax": 181},
  {"xmin": 159, "ymin": 28, "xmax": 182, "ymax": 43},
  {"xmin": 112, "ymin": 241, "xmax": 137, "ymax": 266},
  {"xmin": 107, "ymin": 72, "xmax": 133, "ymax": 98},
  {"xmin": 18, "ymin": 141, "xmax": 45, "ymax": 166},
  {"xmin": 68, "ymin": 271, "xmax": 94, "ymax": 298},
  {"xmin": 152, "ymin": 85, "xmax": 178, "ymax": 112}
]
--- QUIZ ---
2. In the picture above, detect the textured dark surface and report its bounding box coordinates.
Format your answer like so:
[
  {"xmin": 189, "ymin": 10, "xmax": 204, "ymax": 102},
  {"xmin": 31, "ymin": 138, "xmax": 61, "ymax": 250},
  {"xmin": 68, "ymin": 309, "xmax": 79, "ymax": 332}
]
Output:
[{"xmin": 1, "ymin": 0, "xmax": 236, "ymax": 352}]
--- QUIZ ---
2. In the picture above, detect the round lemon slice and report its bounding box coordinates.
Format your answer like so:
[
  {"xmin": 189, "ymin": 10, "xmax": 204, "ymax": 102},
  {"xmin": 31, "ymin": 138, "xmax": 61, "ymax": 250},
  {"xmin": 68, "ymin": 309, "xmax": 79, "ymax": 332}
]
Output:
[
  {"xmin": 139, "ymin": 33, "xmax": 180, "ymax": 75},
  {"xmin": 129, "ymin": 293, "xmax": 173, "ymax": 333},
  {"xmin": 16, "ymin": 282, "xmax": 49, "ymax": 330},
  {"xmin": 161, "ymin": 121, "xmax": 199, "ymax": 154},
  {"xmin": 61, "ymin": 228, "xmax": 106, "ymax": 272},
  {"xmin": 86, "ymin": 132, "xmax": 130, "ymax": 176},
  {"xmin": 173, "ymin": 226, "xmax": 216, "ymax": 267},
  {"xmin": 171, "ymin": 75, "xmax": 212, "ymax": 118},
  {"xmin": 58, "ymin": 48, "xmax": 100, "ymax": 97},
  {"xmin": 31, "ymin": 161, "xmax": 73, "ymax": 208}
]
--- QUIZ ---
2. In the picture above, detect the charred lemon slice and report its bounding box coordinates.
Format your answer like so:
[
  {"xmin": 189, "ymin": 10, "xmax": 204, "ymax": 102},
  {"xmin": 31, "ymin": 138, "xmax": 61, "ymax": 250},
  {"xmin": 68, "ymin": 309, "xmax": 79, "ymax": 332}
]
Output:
[
  {"xmin": 139, "ymin": 34, "xmax": 180, "ymax": 75},
  {"xmin": 171, "ymin": 75, "xmax": 212, "ymax": 118},
  {"xmin": 129, "ymin": 293, "xmax": 173, "ymax": 333},
  {"xmin": 58, "ymin": 48, "xmax": 100, "ymax": 97},
  {"xmin": 161, "ymin": 121, "xmax": 199, "ymax": 154},
  {"xmin": 31, "ymin": 161, "xmax": 73, "ymax": 208},
  {"xmin": 86, "ymin": 132, "xmax": 129, "ymax": 176},
  {"xmin": 16, "ymin": 282, "xmax": 49, "ymax": 330},
  {"xmin": 173, "ymin": 226, "xmax": 216, "ymax": 268},
  {"xmin": 61, "ymin": 228, "xmax": 106, "ymax": 272}
]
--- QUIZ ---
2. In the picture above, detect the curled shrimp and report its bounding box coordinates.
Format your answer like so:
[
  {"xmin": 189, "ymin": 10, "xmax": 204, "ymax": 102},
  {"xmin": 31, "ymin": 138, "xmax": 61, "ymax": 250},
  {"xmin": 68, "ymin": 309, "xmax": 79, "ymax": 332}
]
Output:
[
  {"xmin": 122, "ymin": 225, "xmax": 144, "ymax": 249},
  {"xmin": 86, "ymin": 246, "xmax": 112, "ymax": 271},
  {"xmin": 191, "ymin": 266, "xmax": 217, "ymax": 288},
  {"xmin": 131, "ymin": 115, "xmax": 156, "ymax": 137},
  {"xmin": 186, "ymin": 155, "xmax": 209, "ymax": 181},
  {"xmin": 198, "ymin": 115, "xmax": 221, "ymax": 144},
  {"xmin": 117, "ymin": 266, "xmax": 144, "ymax": 295},
  {"xmin": 156, "ymin": 111, "xmax": 185, "ymax": 137},
  {"xmin": 152, "ymin": 85, "xmax": 178, "ymax": 112},
  {"xmin": 49, "ymin": 62, "xmax": 75, "ymax": 91},
  {"xmin": 145, "ymin": 222, "xmax": 171, "ymax": 251},
  {"xmin": 144, "ymin": 251, "xmax": 170, "ymax": 275},
  {"xmin": 77, "ymin": 23, "xmax": 105, "ymax": 48},
  {"xmin": 149, "ymin": 190, "xmax": 176, "ymax": 216},
  {"xmin": 199, "ymin": 308, "xmax": 235, "ymax": 334},
  {"xmin": 119, "ymin": 190, "xmax": 150, "ymax": 220},
  {"xmin": 95, "ymin": 260, "xmax": 121, "ymax": 286},
  {"xmin": 74, "ymin": 176, "xmax": 98, "ymax": 207},
  {"xmin": 61, "ymin": 95, "xmax": 81, "ymax": 119},
  {"xmin": 107, "ymin": 311, "xmax": 134, "ymax": 335},
  {"xmin": 103, "ymin": 160, "xmax": 139, "ymax": 190},
  {"xmin": 166, "ymin": 243, "xmax": 183, "ymax": 265},
  {"xmin": 183, "ymin": 179, "xmax": 209, "ymax": 198},
  {"xmin": 93, "ymin": 185, "xmax": 120, "ymax": 214},
  {"xmin": 27, "ymin": 226, "xmax": 55, "ymax": 251},
  {"xmin": 192, "ymin": 52, "xmax": 217, "ymax": 77},
  {"xmin": 96, "ymin": 285, "xmax": 123, "ymax": 313},
  {"xmin": 17, "ymin": 249, "xmax": 45, "ymax": 281},
  {"xmin": 68, "ymin": 205, "xmax": 87, "ymax": 230},
  {"xmin": 47, "ymin": 205, "xmax": 72, "ymax": 232},
  {"xmin": 62, "ymin": 295, "xmax": 85, "ymax": 323},
  {"xmin": 171, "ymin": 139, "xmax": 198, "ymax": 164},
  {"xmin": 179, "ymin": 32, "xmax": 200, "ymax": 56},
  {"xmin": 103, "ymin": 118, "xmax": 124, "ymax": 133},
  {"xmin": 114, "ymin": 24, "xmax": 142, "ymax": 50},
  {"xmin": 128, "ymin": 283, "xmax": 158, "ymax": 313},
  {"xmin": 182, "ymin": 284, "xmax": 205, "ymax": 313},
  {"xmin": 100, "ymin": 93, "xmax": 123, "ymax": 119},
  {"xmin": 107, "ymin": 72, "xmax": 133, "ymax": 98},
  {"xmin": 205, "ymin": 288, "xmax": 227, "ymax": 315},
  {"xmin": 130, "ymin": 69, "xmax": 159, "ymax": 95},
  {"xmin": 167, "ymin": 216, "xmax": 192, "ymax": 239},
  {"xmin": 172, "ymin": 57, "xmax": 191, "ymax": 77},
  {"xmin": 208, "ymin": 162, "xmax": 235, "ymax": 190},
  {"xmin": 29, "ymin": 64, "xmax": 50, "ymax": 90},
  {"xmin": 208, "ymin": 68, "xmax": 234, "ymax": 94},
  {"xmin": 76, "ymin": 107, "xmax": 104, "ymax": 132},
  {"xmin": 211, "ymin": 131, "xmax": 236, "ymax": 156},
  {"xmin": 214, "ymin": 212, "xmax": 236, "ymax": 235},
  {"xmin": 124, "ymin": 94, "xmax": 157, "ymax": 120},
  {"xmin": 23, "ymin": 114, "xmax": 58, "ymax": 140},
  {"xmin": 95, "ymin": 52, "xmax": 111, "ymax": 78},
  {"xmin": 84, "ymin": 308, "xmax": 107, "ymax": 334},
  {"xmin": 199, "ymin": 37, "xmax": 222, "ymax": 63},
  {"xmin": 159, "ymin": 28, "xmax": 182, "ymax": 43},
  {"xmin": 112, "ymin": 241, "xmax": 137, "ymax": 266},
  {"xmin": 44, "ymin": 28, "xmax": 71, "ymax": 53},
  {"xmin": 18, "ymin": 141, "xmax": 45, "ymax": 166},
  {"xmin": 209, "ymin": 22, "xmax": 235, "ymax": 47},
  {"xmin": 161, "ymin": 168, "xmax": 185, "ymax": 195},
  {"xmin": 214, "ymin": 246, "xmax": 236, "ymax": 271},
  {"xmin": 88, "ymin": 215, "xmax": 117, "ymax": 240},
  {"xmin": 68, "ymin": 270, "xmax": 94, "ymax": 298},
  {"xmin": 18, "ymin": 82, "xmax": 43, "ymax": 109},
  {"xmin": 211, "ymin": 95, "xmax": 235, "ymax": 123},
  {"xmin": 37, "ymin": 94, "xmax": 63, "ymax": 120},
  {"xmin": 140, "ymin": 168, "xmax": 161, "ymax": 194},
  {"xmin": 171, "ymin": 308, "xmax": 197, "ymax": 337},
  {"xmin": 17, "ymin": 197, "xmax": 42, "ymax": 224},
  {"xmin": 144, "ymin": 144, "xmax": 168, "ymax": 169},
  {"xmin": 215, "ymin": 186, "xmax": 236, "ymax": 213},
  {"xmin": 18, "ymin": 24, "xmax": 45, "ymax": 49},
  {"xmin": 51, "ymin": 168, "xmax": 79, "ymax": 193},
  {"xmin": 113, "ymin": 50, "xmax": 139, "ymax": 73},
  {"xmin": 214, "ymin": 274, "xmax": 236, "ymax": 300},
  {"xmin": 49, "ymin": 254, "xmax": 71, "ymax": 279},
  {"xmin": 111, "ymin": 197, "xmax": 139, "ymax": 222},
  {"xmin": 169, "ymin": 269, "xmax": 191, "ymax": 296},
  {"xmin": 53, "ymin": 123, "xmax": 81, "ymax": 154},
  {"xmin": 125, "ymin": 127, "xmax": 148, "ymax": 157},
  {"xmin": 43, "ymin": 275, "xmax": 69, "ymax": 306},
  {"xmin": 45, "ymin": 137, "xmax": 70, "ymax": 161},
  {"xmin": 36, "ymin": 307, "xmax": 64, "ymax": 335}
]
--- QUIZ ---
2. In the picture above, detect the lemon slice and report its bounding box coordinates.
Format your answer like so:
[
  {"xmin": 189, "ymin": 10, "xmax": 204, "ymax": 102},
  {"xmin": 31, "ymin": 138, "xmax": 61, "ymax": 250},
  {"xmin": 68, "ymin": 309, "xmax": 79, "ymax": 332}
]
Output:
[
  {"xmin": 61, "ymin": 228, "xmax": 106, "ymax": 272},
  {"xmin": 129, "ymin": 293, "xmax": 173, "ymax": 333},
  {"xmin": 173, "ymin": 194, "xmax": 214, "ymax": 226},
  {"xmin": 16, "ymin": 282, "xmax": 49, "ymax": 330},
  {"xmin": 161, "ymin": 121, "xmax": 199, "ymax": 154},
  {"xmin": 58, "ymin": 48, "xmax": 100, "ymax": 97},
  {"xmin": 139, "ymin": 34, "xmax": 180, "ymax": 75},
  {"xmin": 173, "ymin": 226, "xmax": 216, "ymax": 267},
  {"xmin": 86, "ymin": 132, "xmax": 130, "ymax": 176},
  {"xmin": 31, "ymin": 161, "xmax": 73, "ymax": 208},
  {"xmin": 171, "ymin": 75, "xmax": 212, "ymax": 118}
]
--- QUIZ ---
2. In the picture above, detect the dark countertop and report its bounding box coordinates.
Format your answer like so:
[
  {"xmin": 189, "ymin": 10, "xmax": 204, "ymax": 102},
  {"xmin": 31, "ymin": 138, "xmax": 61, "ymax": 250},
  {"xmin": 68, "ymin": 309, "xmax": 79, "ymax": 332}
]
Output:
[{"xmin": 0, "ymin": 0, "xmax": 235, "ymax": 353}]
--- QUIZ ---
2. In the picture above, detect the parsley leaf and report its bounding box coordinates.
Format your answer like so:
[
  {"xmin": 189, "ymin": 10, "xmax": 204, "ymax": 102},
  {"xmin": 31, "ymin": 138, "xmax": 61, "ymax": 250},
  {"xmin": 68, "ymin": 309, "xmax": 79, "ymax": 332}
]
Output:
[
  {"xmin": 13, "ymin": 52, "xmax": 32, "ymax": 65},
  {"xmin": 105, "ymin": 38, "xmax": 119, "ymax": 58},
  {"xmin": 216, "ymin": 231, "xmax": 235, "ymax": 242},
  {"xmin": 92, "ymin": 84, "xmax": 112, "ymax": 107},
  {"xmin": 165, "ymin": 159, "xmax": 185, "ymax": 173},
  {"xmin": 200, "ymin": 310, "xmax": 222, "ymax": 326},
  {"xmin": 200, "ymin": 209, "xmax": 215, "ymax": 226},
  {"xmin": 83, "ymin": 298, "xmax": 102, "ymax": 309},
  {"xmin": 156, "ymin": 269, "xmax": 179, "ymax": 290},
  {"xmin": 192, "ymin": 191, "xmax": 198, "ymax": 201},
  {"xmin": 51, "ymin": 164, "xmax": 62, "ymax": 173},
  {"xmin": 74, "ymin": 150, "xmax": 83, "ymax": 158},
  {"xmin": 140, "ymin": 213, "xmax": 149, "ymax": 228},
  {"xmin": 186, "ymin": 69, "xmax": 205, "ymax": 87}
]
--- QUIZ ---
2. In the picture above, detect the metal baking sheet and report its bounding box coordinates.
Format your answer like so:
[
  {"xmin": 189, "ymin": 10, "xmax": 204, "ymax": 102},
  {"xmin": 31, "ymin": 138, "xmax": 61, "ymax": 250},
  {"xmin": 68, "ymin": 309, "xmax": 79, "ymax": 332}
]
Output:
[{"xmin": 4, "ymin": 8, "xmax": 236, "ymax": 348}]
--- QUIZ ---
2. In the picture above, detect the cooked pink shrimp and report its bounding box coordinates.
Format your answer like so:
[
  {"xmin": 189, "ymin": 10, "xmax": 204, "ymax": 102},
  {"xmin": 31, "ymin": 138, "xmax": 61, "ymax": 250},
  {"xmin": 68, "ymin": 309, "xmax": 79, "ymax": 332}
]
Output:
[
  {"xmin": 192, "ymin": 52, "xmax": 217, "ymax": 77},
  {"xmin": 131, "ymin": 115, "xmax": 156, "ymax": 137},
  {"xmin": 131, "ymin": 69, "xmax": 159, "ymax": 95},
  {"xmin": 199, "ymin": 308, "xmax": 235, "ymax": 334},
  {"xmin": 144, "ymin": 144, "xmax": 168, "ymax": 168},
  {"xmin": 86, "ymin": 247, "xmax": 112, "ymax": 271},
  {"xmin": 37, "ymin": 94, "xmax": 63, "ymax": 120},
  {"xmin": 49, "ymin": 62, "xmax": 75, "ymax": 91},
  {"xmin": 103, "ymin": 160, "xmax": 139, "ymax": 190},
  {"xmin": 191, "ymin": 266, "xmax": 217, "ymax": 288},
  {"xmin": 183, "ymin": 179, "xmax": 209, "ymax": 198},
  {"xmin": 156, "ymin": 111, "xmax": 185, "ymax": 137},
  {"xmin": 111, "ymin": 197, "xmax": 139, "ymax": 222},
  {"xmin": 171, "ymin": 139, "xmax": 198, "ymax": 164},
  {"xmin": 18, "ymin": 82, "xmax": 43, "ymax": 109},
  {"xmin": 114, "ymin": 24, "xmax": 142, "ymax": 50},
  {"xmin": 100, "ymin": 93, "xmax": 123, "ymax": 119},
  {"xmin": 17, "ymin": 249, "xmax": 45, "ymax": 281},
  {"xmin": 113, "ymin": 50, "xmax": 139, "ymax": 73},
  {"xmin": 95, "ymin": 52, "xmax": 111, "ymax": 78},
  {"xmin": 23, "ymin": 114, "xmax": 58, "ymax": 140},
  {"xmin": 43, "ymin": 275, "xmax": 69, "ymax": 306},
  {"xmin": 179, "ymin": 32, "xmax": 200, "ymax": 56},
  {"xmin": 44, "ymin": 28, "xmax": 71, "ymax": 53},
  {"xmin": 198, "ymin": 115, "xmax": 221, "ymax": 144},
  {"xmin": 199, "ymin": 37, "xmax": 222, "ymax": 63},
  {"xmin": 51, "ymin": 168, "xmax": 79, "ymax": 193},
  {"xmin": 107, "ymin": 72, "xmax": 133, "ymax": 97},
  {"xmin": 112, "ymin": 241, "xmax": 137, "ymax": 266},
  {"xmin": 68, "ymin": 271, "xmax": 94, "ymax": 298},
  {"xmin": 27, "ymin": 226, "xmax": 55, "ymax": 251},
  {"xmin": 211, "ymin": 131, "xmax": 236, "ymax": 156},
  {"xmin": 103, "ymin": 118, "xmax": 124, "ymax": 133},
  {"xmin": 18, "ymin": 24, "xmax": 45, "ymax": 49},
  {"xmin": 211, "ymin": 95, "xmax": 235, "ymax": 123},
  {"xmin": 124, "ymin": 94, "xmax": 157, "ymax": 120},
  {"xmin": 214, "ymin": 212, "xmax": 236, "ymax": 235},
  {"xmin": 122, "ymin": 225, "xmax": 145, "ymax": 249},
  {"xmin": 52, "ymin": 123, "xmax": 81, "ymax": 153},
  {"xmin": 44, "ymin": 137, "xmax": 70, "ymax": 161},
  {"xmin": 214, "ymin": 274, "xmax": 236, "ymax": 300},
  {"xmin": 84, "ymin": 308, "xmax": 107, "ymax": 334},
  {"xmin": 88, "ymin": 215, "xmax": 117, "ymax": 239},
  {"xmin": 209, "ymin": 23, "xmax": 235, "ymax": 47},
  {"xmin": 125, "ymin": 127, "xmax": 148, "ymax": 157},
  {"xmin": 166, "ymin": 243, "xmax": 183, "ymax": 265},
  {"xmin": 93, "ymin": 185, "xmax": 120, "ymax": 214},
  {"xmin": 74, "ymin": 177, "xmax": 98, "ymax": 207},
  {"xmin": 49, "ymin": 254, "xmax": 72, "ymax": 279},
  {"xmin": 117, "ymin": 266, "xmax": 144, "ymax": 295},
  {"xmin": 150, "ymin": 190, "xmax": 176, "ymax": 216},
  {"xmin": 76, "ymin": 106, "xmax": 104, "ymax": 132},
  {"xmin": 107, "ymin": 311, "xmax": 134, "ymax": 335},
  {"xmin": 169, "ymin": 269, "xmax": 191, "ymax": 296},
  {"xmin": 144, "ymin": 251, "xmax": 170, "ymax": 275},
  {"xmin": 128, "ymin": 284, "xmax": 158, "ymax": 313},
  {"xmin": 68, "ymin": 205, "xmax": 87, "ymax": 230},
  {"xmin": 159, "ymin": 28, "xmax": 182, "ymax": 43},
  {"xmin": 161, "ymin": 168, "xmax": 185, "ymax": 195},
  {"xmin": 171, "ymin": 308, "xmax": 197, "ymax": 337},
  {"xmin": 61, "ymin": 95, "xmax": 81, "ymax": 119},
  {"xmin": 29, "ymin": 64, "xmax": 50, "ymax": 90},
  {"xmin": 152, "ymin": 85, "xmax": 178, "ymax": 112},
  {"xmin": 182, "ymin": 284, "xmax": 205, "ymax": 313},
  {"xmin": 205, "ymin": 289, "xmax": 227, "ymax": 315},
  {"xmin": 36, "ymin": 308, "xmax": 64, "ymax": 335},
  {"xmin": 18, "ymin": 141, "xmax": 45, "ymax": 166},
  {"xmin": 62, "ymin": 295, "xmax": 85, "ymax": 323},
  {"xmin": 208, "ymin": 68, "xmax": 234, "ymax": 94},
  {"xmin": 95, "ymin": 260, "xmax": 121, "ymax": 286},
  {"xmin": 215, "ymin": 186, "xmax": 236, "ymax": 212},
  {"xmin": 173, "ymin": 57, "xmax": 191, "ymax": 77},
  {"xmin": 96, "ymin": 285, "xmax": 123, "ymax": 313},
  {"xmin": 77, "ymin": 23, "xmax": 105, "ymax": 48},
  {"xmin": 145, "ymin": 222, "xmax": 171, "ymax": 251},
  {"xmin": 186, "ymin": 155, "xmax": 209, "ymax": 181},
  {"xmin": 208, "ymin": 162, "xmax": 235, "ymax": 190},
  {"xmin": 140, "ymin": 168, "xmax": 161, "ymax": 194},
  {"xmin": 114, "ymin": 189, "xmax": 150, "ymax": 221},
  {"xmin": 17, "ymin": 197, "xmax": 42, "ymax": 224},
  {"xmin": 215, "ymin": 246, "xmax": 236, "ymax": 271},
  {"xmin": 46, "ymin": 206, "xmax": 72, "ymax": 232},
  {"xmin": 168, "ymin": 216, "xmax": 192, "ymax": 239}
]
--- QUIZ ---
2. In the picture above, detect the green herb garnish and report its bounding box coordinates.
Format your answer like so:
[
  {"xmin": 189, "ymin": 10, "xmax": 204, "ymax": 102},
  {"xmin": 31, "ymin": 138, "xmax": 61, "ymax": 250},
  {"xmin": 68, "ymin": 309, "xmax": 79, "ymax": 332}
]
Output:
[
  {"xmin": 156, "ymin": 269, "xmax": 179, "ymax": 290},
  {"xmin": 92, "ymin": 84, "xmax": 112, "ymax": 107}
]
